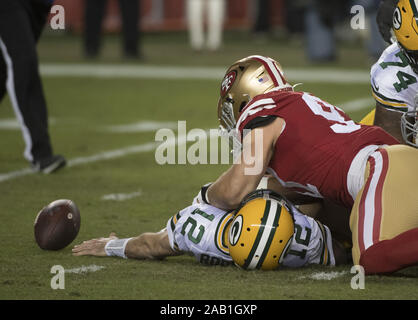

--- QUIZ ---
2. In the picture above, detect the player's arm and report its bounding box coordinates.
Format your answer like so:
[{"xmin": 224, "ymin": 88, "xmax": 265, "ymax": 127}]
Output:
[
  {"xmin": 126, "ymin": 230, "xmax": 182, "ymax": 259},
  {"xmin": 374, "ymin": 101, "xmax": 403, "ymax": 142},
  {"xmin": 205, "ymin": 117, "xmax": 284, "ymax": 210},
  {"xmin": 72, "ymin": 230, "xmax": 182, "ymax": 260},
  {"xmin": 266, "ymin": 175, "xmax": 325, "ymax": 206}
]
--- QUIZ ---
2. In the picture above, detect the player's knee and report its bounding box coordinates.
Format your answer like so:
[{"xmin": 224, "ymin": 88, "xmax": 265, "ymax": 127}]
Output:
[{"xmin": 359, "ymin": 242, "xmax": 397, "ymax": 275}]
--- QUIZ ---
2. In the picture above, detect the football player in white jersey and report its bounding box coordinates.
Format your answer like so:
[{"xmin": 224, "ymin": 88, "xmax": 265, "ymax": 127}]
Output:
[
  {"xmin": 72, "ymin": 190, "xmax": 347, "ymax": 269},
  {"xmin": 365, "ymin": 0, "xmax": 418, "ymax": 147}
]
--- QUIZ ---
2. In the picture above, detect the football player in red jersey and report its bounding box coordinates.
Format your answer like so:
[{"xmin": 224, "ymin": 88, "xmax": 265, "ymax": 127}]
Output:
[{"xmin": 195, "ymin": 55, "xmax": 418, "ymax": 275}]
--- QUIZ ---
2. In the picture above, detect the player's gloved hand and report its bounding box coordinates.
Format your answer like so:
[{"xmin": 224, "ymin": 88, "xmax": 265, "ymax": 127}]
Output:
[
  {"xmin": 377, "ymin": 0, "xmax": 399, "ymax": 43},
  {"xmin": 72, "ymin": 232, "xmax": 118, "ymax": 257},
  {"xmin": 192, "ymin": 183, "xmax": 212, "ymax": 205}
]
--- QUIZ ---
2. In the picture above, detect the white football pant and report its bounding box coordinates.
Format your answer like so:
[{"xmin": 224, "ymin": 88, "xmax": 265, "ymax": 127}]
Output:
[{"xmin": 186, "ymin": 0, "xmax": 225, "ymax": 51}]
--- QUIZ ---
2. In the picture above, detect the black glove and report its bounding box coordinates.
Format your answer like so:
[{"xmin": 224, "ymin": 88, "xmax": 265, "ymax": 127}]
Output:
[{"xmin": 376, "ymin": 0, "xmax": 399, "ymax": 43}]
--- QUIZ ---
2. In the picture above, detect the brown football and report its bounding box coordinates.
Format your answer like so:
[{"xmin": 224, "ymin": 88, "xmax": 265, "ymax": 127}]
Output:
[{"xmin": 34, "ymin": 199, "xmax": 81, "ymax": 250}]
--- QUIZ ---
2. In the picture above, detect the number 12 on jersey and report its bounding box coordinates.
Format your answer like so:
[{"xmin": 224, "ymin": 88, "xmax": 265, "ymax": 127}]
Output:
[{"xmin": 180, "ymin": 208, "xmax": 214, "ymax": 244}]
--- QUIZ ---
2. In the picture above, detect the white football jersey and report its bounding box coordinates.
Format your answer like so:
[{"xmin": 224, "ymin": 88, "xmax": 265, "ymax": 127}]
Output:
[
  {"xmin": 166, "ymin": 203, "xmax": 335, "ymax": 267},
  {"xmin": 283, "ymin": 203, "xmax": 335, "ymax": 268},
  {"xmin": 167, "ymin": 203, "xmax": 234, "ymax": 266},
  {"xmin": 370, "ymin": 43, "xmax": 418, "ymax": 112}
]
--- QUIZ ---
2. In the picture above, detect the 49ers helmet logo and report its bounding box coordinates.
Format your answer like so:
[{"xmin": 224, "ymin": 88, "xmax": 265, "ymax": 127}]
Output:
[{"xmin": 220, "ymin": 70, "xmax": 237, "ymax": 97}]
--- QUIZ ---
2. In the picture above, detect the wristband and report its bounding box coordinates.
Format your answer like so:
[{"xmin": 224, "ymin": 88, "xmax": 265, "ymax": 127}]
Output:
[
  {"xmin": 200, "ymin": 183, "xmax": 212, "ymax": 204},
  {"xmin": 104, "ymin": 238, "xmax": 132, "ymax": 259}
]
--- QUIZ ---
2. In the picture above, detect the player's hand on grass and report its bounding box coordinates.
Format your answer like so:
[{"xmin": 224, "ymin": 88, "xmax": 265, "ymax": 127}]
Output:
[{"xmin": 72, "ymin": 232, "xmax": 118, "ymax": 257}]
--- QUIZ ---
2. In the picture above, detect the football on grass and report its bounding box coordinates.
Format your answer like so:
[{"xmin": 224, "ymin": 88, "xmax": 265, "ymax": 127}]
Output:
[{"xmin": 34, "ymin": 199, "xmax": 81, "ymax": 250}]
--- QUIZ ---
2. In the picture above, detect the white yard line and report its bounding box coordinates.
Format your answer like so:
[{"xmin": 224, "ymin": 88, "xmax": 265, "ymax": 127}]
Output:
[
  {"xmin": 0, "ymin": 117, "xmax": 56, "ymax": 130},
  {"xmin": 101, "ymin": 190, "xmax": 142, "ymax": 201},
  {"xmin": 103, "ymin": 120, "xmax": 178, "ymax": 133},
  {"xmin": 0, "ymin": 130, "xmax": 192, "ymax": 183},
  {"xmin": 39, "ymin": 63, "xmax": 370, "ymax": 83},
  {"xmin": 65, "ymin": 264, "xmax": 105, "ymax": 274},
  {"xmin": 66, "ymin": 141, "xmax": 157, "ymax": 167},
  {"xmin": 299, "ymin": 271, "xmax": 348, "ymax": 281},
  {"xmin": 0, "ymin": 141, "xmax": 156, "ymax": 183},
  {"xmin": 339, "ymin": 97, "xmax": 374, "ymax": 112}
]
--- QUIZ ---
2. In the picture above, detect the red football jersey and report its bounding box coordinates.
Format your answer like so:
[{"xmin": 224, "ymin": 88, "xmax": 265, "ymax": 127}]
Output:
[{"xmin": 237, "ymin": 90, "xmax": 399, "ymax": 207}]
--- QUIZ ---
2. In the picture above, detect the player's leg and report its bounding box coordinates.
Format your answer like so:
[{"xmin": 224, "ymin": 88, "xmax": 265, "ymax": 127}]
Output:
[
  {"xmin": 0, "ymin": 52, "xmax": 6, "ymax": 103},
  {"xmin": 83, "ymin": 0, "xmax": 107, "ymax": 58},
  {"xmin": 359, "ymin": 228, "xmax": 418, "ymax": 274},
  {"xmin": 186, "ymin": 0, "xmax": 205, "ymax": 51},
  {"xmin": 118, "ymin": 0, "xmax": 140, "ymax": 58},
  {"xmin": 350, "ymin": 145, "xmax": 418, "ymax": 274},
  {"xmin": 207, "ymin": 0, "xmax": 225, "ymax": 51},
  {"xmin": 0, "ymin": 1, "xmax": 52, "ymax": 163},
  {"xmin": 304, "ymin": 1, "xmax": 336, "ymax": 62}
]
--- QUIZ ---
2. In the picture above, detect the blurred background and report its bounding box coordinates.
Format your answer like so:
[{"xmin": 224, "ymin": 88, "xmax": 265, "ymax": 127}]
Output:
[{"xmin": 41, "ymin": 0, "xmax": 386, "ymax": 67}]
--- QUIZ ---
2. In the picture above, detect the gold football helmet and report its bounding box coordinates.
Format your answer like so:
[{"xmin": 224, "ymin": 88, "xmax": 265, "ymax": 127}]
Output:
[
  {"xmin": 227, "ymin": 189, "xmax": 294, "ymax": 270},
  {"xmin": 217, "ymin": 55, "xmax": 293, "ymax": 150},
  {"xmin": 393, "ymin": 0, "xmax": 418, "ymax": 73}
]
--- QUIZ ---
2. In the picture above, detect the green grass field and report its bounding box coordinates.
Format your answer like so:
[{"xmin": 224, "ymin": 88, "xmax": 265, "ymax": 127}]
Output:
[{"xmin": 0, "ymin": 32, "xmax": 417, "ymax": 300}]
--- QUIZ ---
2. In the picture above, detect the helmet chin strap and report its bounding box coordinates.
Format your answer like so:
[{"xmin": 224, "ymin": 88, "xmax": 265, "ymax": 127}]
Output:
[{"xmin": 292, "ymin": 83, "xmax": 303, "ymax": 90}]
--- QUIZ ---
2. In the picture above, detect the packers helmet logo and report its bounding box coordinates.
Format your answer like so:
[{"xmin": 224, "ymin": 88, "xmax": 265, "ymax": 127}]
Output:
[
  {"xmin": 220, "ymin": 70, "xmax": 237, "ymax": 98},
  {"xmin": 229, "ymin": 215, "xmax": 243, "ymax": 246},
  {"xmin": 393, "ymin": 7, "xmax": 402, "ymax": 30}
]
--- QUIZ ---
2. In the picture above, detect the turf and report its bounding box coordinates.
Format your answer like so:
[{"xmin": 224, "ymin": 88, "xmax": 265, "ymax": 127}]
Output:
[{"xmin": 0, "ymin": 31, "xmax": 417, "ymax": 300}]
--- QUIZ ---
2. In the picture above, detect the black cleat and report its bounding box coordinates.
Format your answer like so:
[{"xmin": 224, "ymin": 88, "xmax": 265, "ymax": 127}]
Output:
[{"xmin": 32, "ymin": 155, "xmax": 66, "ymax": 174}]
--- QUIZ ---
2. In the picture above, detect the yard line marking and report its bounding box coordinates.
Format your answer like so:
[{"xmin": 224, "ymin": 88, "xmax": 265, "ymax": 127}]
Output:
[
  {"xmin": 338, "ymin": 97, "xmax": 374, "ymax": 112},
  {"xmin": 40, "ymin": 64, "xmax": 224, "ymax": 80},
  {"xmin": 0, "ymin": 167, "xmax": 34, "ymax": 182},
  {"xmin": 66, "ymin": 141, "xmax": 158, "ymax": 167},
  {"xmin": 65, "ymin": 265, "xmax": 105, "ymax": 274},
  {"xmin": 299, "ymin": 271, "xmax": 348, "ymax": 281},
  {"xmin": 309, "ymin": 271, "xmax": 348, "ymax": 280},
  {"xmin": 0, "ymin": 117, "xmax": 56, "ymax": 130},
  {"xmin": 0, "ymin": 131, "xmax": 193, "ymax": 183},
  {"xmin": 0, "ymin": 141, "xmax": 154, "ymax": 183},
  {"xmin": 101, "ymin": 190, "xmax": 142, "ymax": 201},
  {"xmin": 103, "ymin": 120, "xmax": 178, "ymax": 133},
  {"xmin": 39, "ymin": 63, "xmax": 370, "ymax": 83}
]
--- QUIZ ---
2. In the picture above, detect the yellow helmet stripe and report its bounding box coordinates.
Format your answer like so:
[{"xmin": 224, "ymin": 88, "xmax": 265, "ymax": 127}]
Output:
[{"xmin": 243, "ymin": 200, "xmax": 281, "ymax": 269}]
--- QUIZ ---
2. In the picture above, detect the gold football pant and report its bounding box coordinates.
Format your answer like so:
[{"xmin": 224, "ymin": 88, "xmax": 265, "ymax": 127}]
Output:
[{"xmin": 350, "ymin": 145, "xmax": 418, "ymax": 273}]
